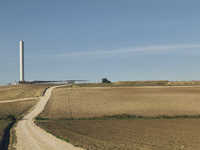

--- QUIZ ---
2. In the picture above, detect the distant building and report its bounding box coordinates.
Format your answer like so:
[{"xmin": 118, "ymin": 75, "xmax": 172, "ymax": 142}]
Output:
[{"xmin": 14, "ymin": 80, "xmax": 17, "ymax": 85}]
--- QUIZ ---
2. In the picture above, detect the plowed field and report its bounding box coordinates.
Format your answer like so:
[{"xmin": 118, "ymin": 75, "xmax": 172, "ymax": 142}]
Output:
[
  {"xmin": 37, "ymin": 86, "xmax": 200, "ymax": 149},
  {"xmin": 37, "ymin": 119, "xmax": 200, "ymax": 150}
]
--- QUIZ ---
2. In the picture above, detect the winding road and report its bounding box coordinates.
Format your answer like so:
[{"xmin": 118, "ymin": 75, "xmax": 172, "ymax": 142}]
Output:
[{"xmin": 16, "ymin": 86, "xmax": 83, "ymax": 150}]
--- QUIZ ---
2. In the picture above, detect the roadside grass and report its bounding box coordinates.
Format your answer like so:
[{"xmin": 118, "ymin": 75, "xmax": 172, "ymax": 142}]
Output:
[
  {"xmin": 0, "ymin": 115, "xmax": 17, "ymax": 150},
  {"xmin": 0, "ymin": 121, "xmax": 10, "ymax": 128},
  {"xmin": 9, "ymin": 126, "xmax": 17, "ymax": 150},
  {"xmin": 0, "ymin": 115, "xmax": 17, "ymax": 122},
  {"xmin": 36, "ymin": 114, "xmax": 200, "ymax": 121}
]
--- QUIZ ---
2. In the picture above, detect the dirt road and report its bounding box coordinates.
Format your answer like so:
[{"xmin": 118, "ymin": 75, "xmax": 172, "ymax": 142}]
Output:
[
  {"xmin": 0, "ymin": 98, "xmax": 37, "ymax": 104},
  {"xmin": 16, "ymin": 86, "xmax": 83, "ymax": 150}
]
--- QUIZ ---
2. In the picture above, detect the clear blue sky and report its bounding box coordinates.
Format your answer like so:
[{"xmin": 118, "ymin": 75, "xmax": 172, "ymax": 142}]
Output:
[{"xmin": 1, "ymin": 0, "xmax": 200, "ymax": 85}]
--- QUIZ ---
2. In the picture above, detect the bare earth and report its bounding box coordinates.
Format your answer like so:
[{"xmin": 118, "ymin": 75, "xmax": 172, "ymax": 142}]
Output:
[
  {"xmin": 37, "ymin": 119, "xmax": 200, "ymax": 150},
  {"xmin": 37, "ymin": 86, "xmax": 200, "ymax": 149},
  {"xmin": 16, "ymin": 86, "xmax": 83, "ymax": 150}
]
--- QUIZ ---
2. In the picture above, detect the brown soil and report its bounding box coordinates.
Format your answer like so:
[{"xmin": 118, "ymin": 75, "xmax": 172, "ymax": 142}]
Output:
[
  {"xmin": 37, "ymin": 119, "xmax": 200, "ymax": 150},
  {"xmin": 0, "ymin": 84, "xmax": 55, "ymax": 101},
  {"xmin": 37, "ymin": 86, "xmax": 200, "ymax": 149},
  {"xmin": 39, "ymin": 86, "xmax": 200, "ymax": 119}
]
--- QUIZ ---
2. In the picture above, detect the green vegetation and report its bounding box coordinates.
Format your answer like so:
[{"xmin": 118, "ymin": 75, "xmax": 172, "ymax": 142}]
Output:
[
  {"xmin": 36, "ymin": 114, "xmax": 200, "ymax": 121},
  {"xmin": 0, "ymin": 115, "xmax": 17, "ymax": 122},
  {"xmin": 0, "ymin": 116, "xmax": 17, "ymax": 150},
  {"xmin": 18, "ymin": 81, "xmax": 26, "ymax": 84},
  {"xmin": 36, "ymin": 116, "xmax": 51, "ymax": 121},
  {"xmin": 102, "ymin": 78, "xmax": 111, "ymax": 83},
  {"xmin": 0, "ymin": 121, "xmax": 11, "ymax": 128}
]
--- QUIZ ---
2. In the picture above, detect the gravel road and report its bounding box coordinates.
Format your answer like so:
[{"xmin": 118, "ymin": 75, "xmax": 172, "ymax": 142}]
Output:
[{"xmin": 16, "ymin": 86, "xmax": 83, "ymax": 150}]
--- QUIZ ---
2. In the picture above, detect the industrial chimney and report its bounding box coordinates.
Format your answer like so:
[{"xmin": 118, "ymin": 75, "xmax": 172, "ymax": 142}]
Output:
[{"xmin": 20, "ymin": 41, "xmax": 24, "ymax": 82}]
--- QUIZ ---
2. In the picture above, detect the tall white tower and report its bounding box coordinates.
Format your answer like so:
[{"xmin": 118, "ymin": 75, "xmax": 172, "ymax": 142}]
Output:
[{"xmin": 20, "ymin": 41, "xmax": 24, "ymax": 82}]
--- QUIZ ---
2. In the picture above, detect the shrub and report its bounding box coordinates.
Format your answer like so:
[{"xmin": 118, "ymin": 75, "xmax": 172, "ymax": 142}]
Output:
[{"xmin": 102, "ymin": 78, "xmax": 111, "ymax": 83}]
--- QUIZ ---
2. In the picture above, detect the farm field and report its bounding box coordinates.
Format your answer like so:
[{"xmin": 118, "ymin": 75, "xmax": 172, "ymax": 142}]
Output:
[
  {"xmin": 0, "ymin": 100, "xmax": 38, "ymax": 119},
  {"xmin": 39, "ymin": 86, "xmax": 200, "ymax": 119},
  {"xmin": 37, "ymin": 86, "xmax": 200, "ymax": 149},
  {"xmin": 0, "ymin": 84, "xmax": 55, "ymax": 101},
  {"xmin": 37, "ymin": 119, "xmax": 200, "ymax": 149}
]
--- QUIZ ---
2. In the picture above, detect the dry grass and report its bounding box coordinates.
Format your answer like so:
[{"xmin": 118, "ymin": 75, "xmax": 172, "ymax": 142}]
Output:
[
  {"xmin": 114, "ymin": 80, "xmax": 169, "ymax": 86},
  {"xmin": 0, "ymin": 100, "xmax": 38, "ymax": 119},
  {"xmin": 39, "ymin": 86, "xmax": 200, "ymax": 119},
  {"xmin": 69, "ymin": 80, "xmax": 200, "ymax": 87},
  {"xmin": 0, "ymin": 84, "xmax": 56, "ymax": 101},
  {"xmin": 0, "ymin": 84, "xmax": 58, "ymax": 119},
  {"xmin": 59, "ymin": 81, "xmax": 200, "ymax": 89},
  {"xmin": 0, "ymin": 84, "xmax": 45, "ymax": 118},
  {"xmin": 114, "ymin": 80, "xmax": 200, "ymax": 86}
]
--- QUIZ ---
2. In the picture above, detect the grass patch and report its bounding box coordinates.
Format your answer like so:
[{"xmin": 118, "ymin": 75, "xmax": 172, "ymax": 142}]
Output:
[
  {"xmin": 35, "ymin": 114, "xmax": 200, "ymax": 121},
  {"xmin": 0, "ymin": 115, "xmax": 17, "ymax": 122},
  {"xmin": 35, "ymin": 116, "xmax": 51, "ymax": 121},
  {"xmin": 0, "ymin": 120, "xmax": 16, "ymax": 150},
  {"xmin": 0, "ymin": 121, "xmax": 9, "ymax": 128}
]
